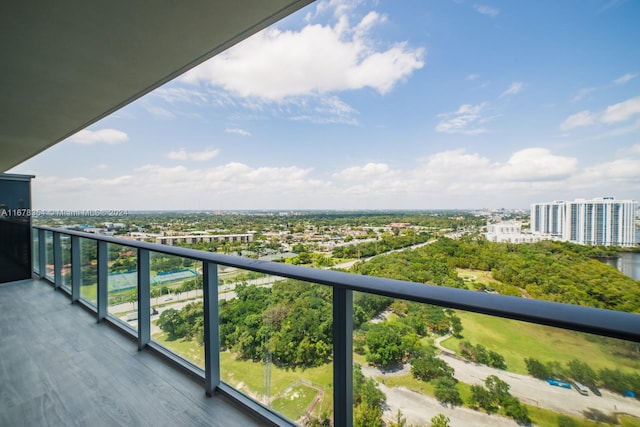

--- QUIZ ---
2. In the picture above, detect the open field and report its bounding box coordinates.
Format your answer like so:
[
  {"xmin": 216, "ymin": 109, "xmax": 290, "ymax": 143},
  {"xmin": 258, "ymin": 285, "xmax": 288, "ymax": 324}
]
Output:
[{"xmin": 441, "ymin": 311, "xmax": 640, "ymax": 374}]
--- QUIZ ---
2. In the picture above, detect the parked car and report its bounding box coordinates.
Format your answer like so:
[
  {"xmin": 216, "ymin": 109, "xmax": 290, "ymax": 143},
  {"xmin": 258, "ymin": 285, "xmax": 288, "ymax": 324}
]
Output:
[{"xmin": 572, "ymin": 381, "xmax": 589, "ymax": 396}]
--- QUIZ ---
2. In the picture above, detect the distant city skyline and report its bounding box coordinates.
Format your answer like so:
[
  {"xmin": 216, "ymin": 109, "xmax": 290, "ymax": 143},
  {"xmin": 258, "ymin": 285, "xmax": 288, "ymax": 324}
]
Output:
[{"xmin": 10, "ymin": 0, "xmax": 640, "ymax": 210}]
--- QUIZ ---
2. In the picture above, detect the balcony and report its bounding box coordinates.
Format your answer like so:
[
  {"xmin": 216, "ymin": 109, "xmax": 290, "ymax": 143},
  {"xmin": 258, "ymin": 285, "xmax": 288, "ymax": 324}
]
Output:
[
  {"xmin": 0, "ymin": 277, "xmax": 265, "ymax": 426},
  {"xmin": 1, "ymin": 225, "xmax": 637, "ymax": 426}
]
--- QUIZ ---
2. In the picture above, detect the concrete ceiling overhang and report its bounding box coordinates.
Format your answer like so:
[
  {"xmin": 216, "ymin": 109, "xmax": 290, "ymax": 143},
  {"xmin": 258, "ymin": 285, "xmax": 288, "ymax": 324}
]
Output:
[{"xmin": 0, "ymin": 0, "xmax": 314, "ymax": 172}]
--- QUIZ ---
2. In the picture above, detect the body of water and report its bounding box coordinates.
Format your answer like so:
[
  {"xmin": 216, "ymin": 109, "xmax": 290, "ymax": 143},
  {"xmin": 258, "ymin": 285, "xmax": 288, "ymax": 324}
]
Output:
[{"xmin": 602, "ymin": 252, "xmax": 640, "ymax": 281}]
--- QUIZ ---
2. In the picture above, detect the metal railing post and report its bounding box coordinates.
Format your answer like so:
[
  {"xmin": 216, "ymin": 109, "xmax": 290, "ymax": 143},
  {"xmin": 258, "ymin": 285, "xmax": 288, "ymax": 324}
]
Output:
[
  {"xmin": 53, "ymin": 232, "xmax": 61, "ymax": 289},
  {"xmin": 38, "ymin": 228, "xmax": 46, "ymax": 279},
  {"xmin": 203, "ymin": 261, "xmax": 220, "ymax": 396},
  {"xmin": 71, "ymin": 235, "xmax": 81, "ymax": 302},
  {"xmin": 333, "ymin": 287, "xmax": 353, "ymax": 427},
  {"xmin": 138, "ymin": 248, "xmax": 151, "ymax": 349},
  {"xmin": 97, "ymin": 240, "xmax": 108, "ymax": 321}
]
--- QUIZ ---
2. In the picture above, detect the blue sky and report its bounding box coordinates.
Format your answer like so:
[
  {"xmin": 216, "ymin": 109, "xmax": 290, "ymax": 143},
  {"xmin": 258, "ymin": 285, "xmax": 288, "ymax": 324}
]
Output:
[{"xmin": 12, "ymin": 0, "xmax": 640, "ymax": 210}]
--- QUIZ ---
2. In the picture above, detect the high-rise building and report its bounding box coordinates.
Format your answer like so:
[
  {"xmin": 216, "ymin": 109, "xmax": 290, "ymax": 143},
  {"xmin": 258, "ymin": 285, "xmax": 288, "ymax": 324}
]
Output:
[
  {"xmin": 530, "ymin": 200, "xmax": 566, "ymax": 238},
  {"xmin": 530, "ymin": 197, "xmax": 638, "ymax": 247}
]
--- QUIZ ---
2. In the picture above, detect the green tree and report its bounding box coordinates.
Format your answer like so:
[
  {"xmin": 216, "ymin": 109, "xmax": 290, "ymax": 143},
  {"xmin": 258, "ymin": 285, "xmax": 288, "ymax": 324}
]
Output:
[
  {"xmin": 567, "ymin": 359, "xmax": 597, "ymax": 385},
  {"xmin": 487, "ymin": 350, "xmax": 507, "ymax": 369},
  {"xmin": 430, "ymin": 414, "xmax": 451, "ymax": 427},
  {"xmin": 411, "ymin": 353, "xmax": 454, "ymax": 382},
  {"xmin": 157, "ymin": 308, "xmax": 181, "ymax": 339},
  {"xmin": 354, "ymin": 364, "xmax": 386, "ymax": 427},
  {"xmin": 433, "ymin": 376, "xmax": 463, "ymax": 407},
  {"xmin": 354, "ymin": 403, "xmax": 383, "ymax": 427},
  {"xmin": 524, "ymin": 357, "xmax": 549, "ymax": 380},
  {"xmin": 485, "ymin": 375, "xmax": 510, "ymax": 401},
  {"xmin": 365, "ymin": 322, "xmax": 410, "ymax": 368},
  {"xmin": 469, "ymin": 384, "xmax": 498, "ymax": 414},
  {"xmin": 503, "ymin": 396, "xmax": 531, "ymax": 425},
  {"xmin": 387, "ymin": 409, "xmax": 407, "ymax": 427}
]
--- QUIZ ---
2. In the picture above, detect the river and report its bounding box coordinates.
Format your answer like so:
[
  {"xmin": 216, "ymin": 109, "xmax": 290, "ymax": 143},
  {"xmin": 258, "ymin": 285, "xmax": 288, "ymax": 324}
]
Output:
[{"xmin": 602, "ymin": 251, "xmax": 640, "ymax": 281}]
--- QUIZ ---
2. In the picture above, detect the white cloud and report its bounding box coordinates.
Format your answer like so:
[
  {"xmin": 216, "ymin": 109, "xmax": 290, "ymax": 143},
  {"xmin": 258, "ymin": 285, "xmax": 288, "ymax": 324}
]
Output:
[
  {"xmin": 574, "ymin": 159, "xmax": 640, "ymax": 188},
  {"xmin": 181, "ymin": 9, "xmax": 425, "ymax": 101},
  {"xmin": 560, "ymin": 110, "xmax": 598, "ymax": 131},
  {"xmin": 166, "ymin": 149, "xmax": 220, "ymax": 161},
  {"xmin": 333, "ymin": 163, "xmax": 390, "ymax": 180},
  {"xmin": 474, "ymin": 5, "xmax": 500, "ymax": 17},
  {"xmin": 614, "ymin": 72, "xmax": 638, "ymax": 84},
  {"xmin": 30, "ymin": 146, "xmax": 639, "ymax": 210},
  {"xmin": 67, "ymin": 129, "xmax": 129, "ymax": 145},
  {"xmin": 495, "ymin": 148, "xmax": 578, "ymax": 182},
  {"xmin": 302, "ymin": 95, "xmax": 359, "ymax": 124},
  {"xmin": 572, "ymin": 87, "xmax": 597, "ymax": 102},
  {"xmin": 467, "ymin": 74, "xmax": 479, "ymax": 80},
  {"xmin": 500, "ymin": 82, "xmax": 523, "ymax": 97},
  {"xmin": 225, "ymin": 128, "xmax": 251, "ymax": 136},
  {"xmin": 154, "ymin": 87, "xmax": 208, "ymax": 104},
  {"xmin": 435, "ymin": 103, "xmax": 491, "ymax": 135},
  {"xmin": 419, "ymin": 150, "xmax": 491, "ymax": 177},
  {"xmin": 561, "ymin": 96, "xmax": 640, "ymax": 130},
  {"xmin": 601, "ymin": 97, "xmax": 640, "ymax": 123},
  {"xmin": 145, "ymin": 105, "xmax": 176, "ymax": 119}
]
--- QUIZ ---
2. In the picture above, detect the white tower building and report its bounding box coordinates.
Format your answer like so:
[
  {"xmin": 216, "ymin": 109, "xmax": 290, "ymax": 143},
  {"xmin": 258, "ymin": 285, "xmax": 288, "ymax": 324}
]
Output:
[{"xmin": 531, "ymin": 197, "xmax": 637, "ymax": 247}]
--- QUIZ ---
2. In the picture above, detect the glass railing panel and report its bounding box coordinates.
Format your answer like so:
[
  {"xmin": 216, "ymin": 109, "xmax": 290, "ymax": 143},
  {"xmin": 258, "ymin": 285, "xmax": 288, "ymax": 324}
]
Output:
[
  {"xmin": 32, "ymin": 228, "xmax": 39, "ymax": 274},
  {"xmin": 79, "ymin": 238, "xmax": 97, "ymax": 306},
  {"xmin": 106, "ymin": 243, "xmax": 138, "ymax": 330},
  {"xmin": 43, "ymin": 230, "xmax": 54, "ymax": 281},
  {"xmin": 150, "ymin": 253, "xmax": 203, "ymax": 367},
  {"xmin": 218, "ymin": 267, "xmax": 334, "ymax": 425},
  {"xmin": 352, "ymin": 294, "xmax": 640, "ymax": 427},
  {"xmin": 60, "ymin": 234, "xmax": 72, "ymax": 291}
]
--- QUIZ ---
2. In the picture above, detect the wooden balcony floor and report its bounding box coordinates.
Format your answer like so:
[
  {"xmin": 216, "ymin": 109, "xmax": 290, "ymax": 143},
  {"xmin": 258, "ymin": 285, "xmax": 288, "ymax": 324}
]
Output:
[{"xmin": 0, "ymin": 279, "xmax": 267, "ymax": 427}]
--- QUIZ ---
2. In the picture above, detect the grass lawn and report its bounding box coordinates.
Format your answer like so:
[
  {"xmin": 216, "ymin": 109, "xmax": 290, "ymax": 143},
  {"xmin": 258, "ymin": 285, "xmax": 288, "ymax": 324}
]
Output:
[
  {"xmin": 219, "ymin": 351, "xmax": 333, "ymax": 419},
  {"xmin": 441, "ymin": 311, "xmax": 640, "ymax": 374},
  {"xmin": 152, "ymin": 332, "xmax": 205, "ymax": 368},
  {"xmin": 79, "ymin": 283, "xmax": 97, "ymax": 304},
  {"xmin": 271, "ymin": 383, "xmax": 319, "ymax": 421},
  {"xmin": 621, "ymin": 415, "xmax": 640, "ymax": 427},
  {"xmin": 457, "ymin": 268, "xmax": 497, "ymax": 286}
]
